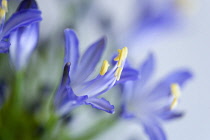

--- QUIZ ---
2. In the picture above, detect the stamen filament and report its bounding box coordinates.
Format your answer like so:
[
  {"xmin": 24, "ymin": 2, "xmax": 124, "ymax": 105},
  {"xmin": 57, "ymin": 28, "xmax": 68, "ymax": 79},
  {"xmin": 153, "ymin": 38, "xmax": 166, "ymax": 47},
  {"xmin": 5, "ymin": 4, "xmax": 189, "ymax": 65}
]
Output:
[
  {"xmin": 114, "ymin": 47, "xmax": 128, "ymax": 68},
  {"xmin": 115, "ymin": 67, "xmax": 123, "ymax": 81}
]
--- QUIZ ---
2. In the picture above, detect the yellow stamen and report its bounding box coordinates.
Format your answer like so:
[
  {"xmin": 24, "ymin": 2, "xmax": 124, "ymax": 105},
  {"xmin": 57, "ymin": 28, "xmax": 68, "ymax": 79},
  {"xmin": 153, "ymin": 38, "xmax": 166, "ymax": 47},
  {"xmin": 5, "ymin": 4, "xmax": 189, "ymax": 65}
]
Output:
[
  {"xmin": 2, "ymin": 0, "xmax": 7, "ymax": 12},
  {"xmin": 170, "ymin": 98, "xmax": 178, "ymax": 110},
  {"xmin": 114, "ymin": 47, "xmax": 128, "ymax": 67},
  {"xmin": 100, "ymin": 60, "xmax": 110, "ymax": 76},
  {"xmin": 171, "ymin": 83, "xmax": 181, "ymax": 98},
  {"xmin": 0, "ymin": 8, "xmax": 5, "ymax": 19},
  {"xmin": 114, "ymin": 49, "xmax": 121, "ymax": 61},
  {"xmin": 170, "ymin": 83, "xmax": 181, "ymax": 110},
  {"xmin": 115, "ymin": 67, "xmax": 123, "ymax": 81}
]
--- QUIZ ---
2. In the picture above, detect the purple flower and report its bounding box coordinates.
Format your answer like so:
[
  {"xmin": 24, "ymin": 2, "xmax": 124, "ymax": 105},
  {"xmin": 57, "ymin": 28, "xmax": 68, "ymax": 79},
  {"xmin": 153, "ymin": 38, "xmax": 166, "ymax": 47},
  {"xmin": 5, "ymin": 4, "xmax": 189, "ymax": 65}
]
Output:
[
  {"xmin": 121, "ymin": 54, "xmax": 192, "ymax": 140},
  {"xmin": 54, "ymin": 29, "xmax": 130, "ymax": 115},
  {"xmin": 134, "ymin": 0, "xmax": 181, "ymax": 34},
  {"xmin": 9, "ymin": 0, "xmax": 41, "ymax": 70},
  {"xmin": 0, "ymin": 0, "xmax": 42, "ymax": 55}
]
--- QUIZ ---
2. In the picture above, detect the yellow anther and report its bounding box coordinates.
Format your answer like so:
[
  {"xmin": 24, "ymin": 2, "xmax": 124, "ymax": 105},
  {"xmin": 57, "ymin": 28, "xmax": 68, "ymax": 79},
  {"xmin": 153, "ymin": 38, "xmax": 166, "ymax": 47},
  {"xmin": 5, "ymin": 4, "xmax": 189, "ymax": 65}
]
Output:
[
  {"xmin": 0, "ymin": 8, "xmax": 5, "ymax": 19},
  {"xmin": 115, "ymin": 67, "xmax": 123, "ymax": 81},
  {"xmin": 2, "ymin": 0, "xmax": 7, "ymax": 12},
  {"xmin": 171, "ymin": 83, "xmax": 181, "ymax": 98},
  {"xmin": 114, "ymin": 47, "xmax": 128, "ymax": 67},
  {"xmin": 100, "ymin": 60, "xmax": 110, "ymax": 76},
  {"xmin": 170, "ymin": 83, "xmax": 181, "ymax": 110},
  {"xmin": 114, "ymin": 49, "xmax": 121, "ymax": 61}
]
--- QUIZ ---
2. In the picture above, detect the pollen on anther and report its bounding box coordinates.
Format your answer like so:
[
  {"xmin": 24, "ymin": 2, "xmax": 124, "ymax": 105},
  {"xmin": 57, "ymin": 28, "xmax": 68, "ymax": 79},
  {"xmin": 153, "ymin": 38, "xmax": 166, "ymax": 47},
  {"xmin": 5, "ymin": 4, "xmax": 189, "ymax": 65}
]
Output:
[
  {"xmin": 100, "ymin": 60, "xmax": 110, "ymax": 76},
  {"xmin": 0, "ymin": 8, "xmax": 5, "ymax": 20},
  {"xmin": 2, "ymin": 0, "xmax": 7, "ymax": 12},
  {"xmin": 171, "ymin": 83, "xmax": 181, "ymax": 98},
  {"xmin": 170, "ymin": 83, "xmax": 181, "ymax": 110}
]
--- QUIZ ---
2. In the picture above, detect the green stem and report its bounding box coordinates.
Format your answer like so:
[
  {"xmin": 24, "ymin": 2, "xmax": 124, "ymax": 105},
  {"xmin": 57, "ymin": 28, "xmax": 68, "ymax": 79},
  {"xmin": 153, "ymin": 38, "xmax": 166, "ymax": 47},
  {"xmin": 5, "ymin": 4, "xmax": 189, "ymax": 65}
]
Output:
[{"xmin": 9, "ymin": 71, "xmax": 24, "ymax": 110}]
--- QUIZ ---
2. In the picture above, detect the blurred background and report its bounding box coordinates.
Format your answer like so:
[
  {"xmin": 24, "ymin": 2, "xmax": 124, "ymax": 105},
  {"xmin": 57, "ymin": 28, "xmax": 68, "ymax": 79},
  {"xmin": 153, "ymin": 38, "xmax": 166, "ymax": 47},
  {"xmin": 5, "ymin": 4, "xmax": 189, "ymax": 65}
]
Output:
[{"xmin": 3, "ymin": 0, "xmax": 210, "ymax": 139}]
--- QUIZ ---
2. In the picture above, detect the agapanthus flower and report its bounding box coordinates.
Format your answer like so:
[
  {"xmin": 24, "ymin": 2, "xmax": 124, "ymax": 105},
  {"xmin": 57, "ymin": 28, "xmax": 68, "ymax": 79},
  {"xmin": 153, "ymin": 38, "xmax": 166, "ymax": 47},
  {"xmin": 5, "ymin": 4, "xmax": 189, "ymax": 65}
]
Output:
[
  {"xmin": 54, "ymin": 29, "xmax": 130, "ymax": 115},
  {"xmin": 9, "ymin": 0, "xmax": 41, "ymax": 70},
  {"xmin": 131, "ymin": 0, "xmax": 181, "ymax": 36},
  {"xmin": 121, "ymin": 54, "xmax": 192, "ymax": 140},
  {"xmin": 0, "ymin": 0, "xmax": 42, "ymax": 54}
]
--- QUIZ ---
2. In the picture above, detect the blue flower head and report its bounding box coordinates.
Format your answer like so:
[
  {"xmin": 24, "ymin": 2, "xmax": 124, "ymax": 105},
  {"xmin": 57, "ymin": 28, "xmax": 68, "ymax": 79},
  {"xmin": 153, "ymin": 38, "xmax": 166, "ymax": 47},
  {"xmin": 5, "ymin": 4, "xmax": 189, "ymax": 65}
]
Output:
[
  {"xmin": 0, "ymin": 0, "xmax": 41, "ymax": 56},
  {"xmin": 128, "ymin": 0, "xmax": 182, "ymax": 41},
  {"xmin": 9, "ymin": 0, "xmax": 41, "ymax": 70},
  {"xmin": 121, "ymin": 54, "xmax": 193, "ymax": 140},
  {"xmin": 54, "ymin": 29, "xmax": 129, "ymax": 115}
]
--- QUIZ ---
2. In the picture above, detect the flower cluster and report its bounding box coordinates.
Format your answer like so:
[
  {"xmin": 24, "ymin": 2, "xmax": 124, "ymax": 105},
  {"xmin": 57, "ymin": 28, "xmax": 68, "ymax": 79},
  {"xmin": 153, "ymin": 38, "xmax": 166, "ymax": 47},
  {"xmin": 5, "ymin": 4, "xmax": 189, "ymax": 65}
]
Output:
[{"xmin": 0, "ymin": 0, "xmax": 192, "ymax": 140}]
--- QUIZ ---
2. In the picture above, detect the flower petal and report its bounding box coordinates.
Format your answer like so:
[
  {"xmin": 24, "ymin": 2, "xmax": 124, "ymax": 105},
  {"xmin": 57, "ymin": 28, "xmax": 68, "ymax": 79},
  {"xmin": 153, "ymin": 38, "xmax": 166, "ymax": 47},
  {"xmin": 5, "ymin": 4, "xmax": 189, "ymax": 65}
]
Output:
[
  {"xmin": 117, "ymin": 67, "xmax": 139, "ymax": 83},
  {"xmin": 1, "ymin": 9, "xmax": 42, "ymax": 39},
  {"xmin": 55, "ymin": 63, "xmax": 88, "ymax": 115},
  {"xmin": 9, "ymin": 23, "xmax": 39, "ymax": 70},
  {"xmin": 150, "ymin": 70, "xmax": 193, "ymax": 99},
  {"xmin": 17, "ymin": 0, "xmax": 38, "ymax": 10},
  {"xmin": 138, "ymin": 53, "xmax": 155, "ymax": 86},
  {"xmin": 160, "ymin": 111, "xmax": 184, "ymax": 121},
  {"xmin": 142, "ymin": 120, "xmax": 166, "ymax": 140},
  {"xmin": 0, "ymin": 40, "xmax": 10, "ymax": 53},
  {"xmin": 56, "ymin": 86, "xmax": 88, "ymax": 115},
  {"xmin": 85, "ymin": 97, "xmax": 114, "ymax": 114},
  {"xmin": 64, "ymin": 29, "xmax": 79, "ymax": 74},
  {"xmin": 73, "ymin": 73, "xmax": 116, "ymax": 97},
  {"xmin": 73, "ymin": 37, "xmax": 106, "ymax": 83}
]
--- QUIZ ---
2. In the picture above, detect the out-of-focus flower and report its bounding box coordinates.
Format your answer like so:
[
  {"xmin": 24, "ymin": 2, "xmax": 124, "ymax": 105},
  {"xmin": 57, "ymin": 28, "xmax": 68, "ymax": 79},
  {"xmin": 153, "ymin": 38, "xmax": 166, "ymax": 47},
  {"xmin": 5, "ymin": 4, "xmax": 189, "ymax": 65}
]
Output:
[
  {"xmin": 121, "ymin": 54, "xmax": 192, "ymax": 140},
  {"xmin": 54, "ymin": 29, "xmax": 129, "ymax": 115},
  {"xmin": 132, "ymin": 0, "xmax": 180, "ymax": 34},
  {"xmin": 121, "ymin": 0, "xmax": 184, "ymax": 48},
  {"xmin": 0, "ymin": 0, "xmax": 41, "ymax": 54},
  {"xmin": 9, "ymin": 0, "xmax": 41, "ymax": 70}
]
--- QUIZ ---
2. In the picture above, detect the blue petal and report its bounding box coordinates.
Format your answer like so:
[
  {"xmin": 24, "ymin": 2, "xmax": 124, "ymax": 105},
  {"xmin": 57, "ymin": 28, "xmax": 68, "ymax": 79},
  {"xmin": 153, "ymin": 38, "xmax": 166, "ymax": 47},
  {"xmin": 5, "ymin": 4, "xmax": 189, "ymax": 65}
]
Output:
[
  {"xmin": 64, "ymin": 29, "xmax": 79, "ymax": 74},
  {"xmin": 121, "ymin": 81, "xmax": 136, "ymax": 118},
  {"xmin": 160, "ymin": 111, "xmax": 184, "ymax": 121},
  {"xmin": 56, "ymin": 63, "xmax": 71, "ymax": 99},
  {"xmin": 117, "ymin": 67, "xmax": 139, "ymax": 83},
  {"xmin": 149, "ymin": 70, "xmax": 193, "ymax": 99},
  {"xmin": 85, "ymin": 97, "xmax": 114, "ymax": 114},
  {"xmin": 1, "ymin": 9, "xmax": 42, "ymax": 39},
  {"xmin": 136, "ymin": 53, "xmax": 155, "ymax": 88},
  {"xmin": 142, "ymin": 120, "xmax": 166, "ymax": 140},
  {"xmin": 54, "ymin": 63, "xmax": 71, "ymax": 108},
  {"xmin": 56, "ymin": 85, "xmax": 88, "ymax": 115},
  {"xmin": 156, "ymin": 106, "xmax": 184, "ymax": 121},
  {"xmin": 134, "ymin": 0, "xmax": 178, "ymax": 35},
  {"xmin": 9, "ymin": 23, "xmax": 39, "ymax": 70},
  {"xmin": 0, "ymin": 41, "xmax": 10, "ymax": 53},
  {"xmin": 74, "ymin": 69, "xmax": 117, "ymax": 97},
  {"xmin": 55, "ymin": 63, "xmax": 88, "ymax": 115},
  {"xmin": 74, "ymin": 37, "xmax": 106, "ymax": 82},
  {"xmin": 17, "ymin": 0, "xmax": 38, "ymax": 10}
]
